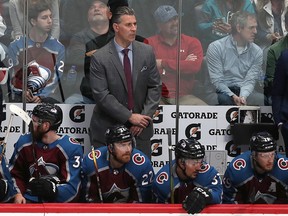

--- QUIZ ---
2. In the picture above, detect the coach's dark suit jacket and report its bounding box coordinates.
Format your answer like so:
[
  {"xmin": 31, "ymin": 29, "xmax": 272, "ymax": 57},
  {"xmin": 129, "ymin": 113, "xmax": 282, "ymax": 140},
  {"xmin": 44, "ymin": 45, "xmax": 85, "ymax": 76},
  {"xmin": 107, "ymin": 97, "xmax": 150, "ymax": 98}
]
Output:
[{"xmin": 89, "ymin": 39, "xmax": 161, "ymax": 146}]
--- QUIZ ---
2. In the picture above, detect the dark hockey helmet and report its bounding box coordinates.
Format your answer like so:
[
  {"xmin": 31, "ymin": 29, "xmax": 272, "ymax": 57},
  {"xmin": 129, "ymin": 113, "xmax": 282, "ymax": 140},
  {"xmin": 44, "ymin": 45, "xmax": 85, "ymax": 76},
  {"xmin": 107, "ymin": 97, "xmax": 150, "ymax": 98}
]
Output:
[
  {"xmin": 175, "ymin": 138, "xmax": 205, "ymax": 160},
  {"xmin": 250, "ymin": 131, "xmax": 276, "ymax": 152},
  {"xmin": 32, "ymin": 103, "xmax": 63, "ymax": 130},
  {"xmin": 105, "ymin": 124, "xmax": 134, "ymax": 147}
]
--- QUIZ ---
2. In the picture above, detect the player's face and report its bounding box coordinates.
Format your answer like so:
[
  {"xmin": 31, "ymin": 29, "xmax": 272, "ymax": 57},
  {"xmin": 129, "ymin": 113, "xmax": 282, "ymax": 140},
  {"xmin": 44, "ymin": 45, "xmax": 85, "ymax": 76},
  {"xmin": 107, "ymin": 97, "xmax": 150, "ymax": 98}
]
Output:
[
  {"xmin": 113, "ymin": 140, "xmax": 133, "ymax": 164},
  {"xmin": 33, "ymin": 9, "xmax": 53, "ymax": 33},
  {"xmin": 113, "ymin": 15, "xmax": 137, "ymax": 47},
  {"xmin": 255, "ymin": 151, "xmax": 275, "ymax": 172},
  {"xmin": 88, "ymin": 1, "xmax": 111, "ymax": 23},
  {"xmin": 31, "ymin": 115, "xmax": 47, "ymax": 141},
  {"xmin": 183, "ymin": 158, "xmax": 203, "ymax": 179}
]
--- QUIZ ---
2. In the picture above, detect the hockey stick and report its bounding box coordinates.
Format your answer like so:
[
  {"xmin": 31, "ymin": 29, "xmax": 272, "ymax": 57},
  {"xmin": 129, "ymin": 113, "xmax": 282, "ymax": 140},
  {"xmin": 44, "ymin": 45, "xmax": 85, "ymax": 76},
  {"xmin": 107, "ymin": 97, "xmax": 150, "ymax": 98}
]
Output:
[
  {"xmin": 167, "ymin": 128, "xmax": 174, "ymax": 204},
  {"xmin": 9, "ymin": 104, "xmax": 31, "ymax": 126},
  {"xmin": 0, "ymin": 105, "xmax": 32, "ymax": 164},
  {"xmin": 0, "ymin": 112, "xmax": 14, "ymax": 164},
  {"xmin": 91, "ymin": 145, "xmax": 103, "ymax": 203}
]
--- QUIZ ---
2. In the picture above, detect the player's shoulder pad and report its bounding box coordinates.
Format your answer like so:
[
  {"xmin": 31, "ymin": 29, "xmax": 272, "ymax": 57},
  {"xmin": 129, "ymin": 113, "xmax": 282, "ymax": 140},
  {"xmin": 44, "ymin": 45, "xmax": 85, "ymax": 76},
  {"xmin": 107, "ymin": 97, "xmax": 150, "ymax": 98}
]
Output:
[
  {"xmin": 154, "ymin": 163, "xmax": 171, "ymax": 185},
  {"xmin": 229, "ymin": 151, "xmax": 250, "ymax": 172},
  {"xmin": 86, "ymin": 146, "xmax": 105, "ymax": 161},
  {"xmin": 130, "ymin": 149, "xmax": 150, "ymax": 166},
  {"xmin": 274, "ymin": 154, "xmax": 288, "ymax": 172},
  {"xmin": 59, "ymin": 135, "xmax": 83, "ymax": 154},
  {"xmin": 196, "ymin": 162, "xmax": 220, "ymax": 181},
  {"xmin": 84, "ymin": 146, "xmax": 107, "ymax": 169}
]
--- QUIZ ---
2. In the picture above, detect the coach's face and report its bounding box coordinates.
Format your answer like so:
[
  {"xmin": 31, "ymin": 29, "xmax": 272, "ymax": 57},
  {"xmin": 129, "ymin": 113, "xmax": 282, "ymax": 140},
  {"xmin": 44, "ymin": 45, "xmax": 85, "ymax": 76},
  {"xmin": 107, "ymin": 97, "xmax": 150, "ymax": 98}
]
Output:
[{"xmin": 113, "ymin": 15, "xmax": 137, "ymax": 47}]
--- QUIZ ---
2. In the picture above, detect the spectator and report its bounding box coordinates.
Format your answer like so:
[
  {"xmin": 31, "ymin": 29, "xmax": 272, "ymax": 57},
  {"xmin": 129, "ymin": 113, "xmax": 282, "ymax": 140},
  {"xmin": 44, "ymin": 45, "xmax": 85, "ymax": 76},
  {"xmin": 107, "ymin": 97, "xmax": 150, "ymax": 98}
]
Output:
[
  {"xmin": 0, "ymin": 12, "xmax": 6, "ymax": 38},
  {"xmin": 254, "ymin": 0, "xmax": 288, "ymax": 50},
  {"xmin": 264, "ymin": 10, "xmax": 288, "ymax": 105},
  {"xmin": 8, "ymin": 1, "xmax": 65, "ymax": 103},
  {"xmin": 64, "ymin": 0, "xmax": 114, "ymax": 104},
  {"xmin": 9, "ymin": 103, "xmax": 83, "ymax": 203},
  {"xmin": 271, "ymin": 48, "xmax": 288, "ymax": 157},
  {"xmin": 153, "ymin": 138, "xmax": 222, "ymax": 214},
  {"xmin": 59, "ymin": 0, "xmax": 127, "ymax": 47},
  {"xmin": 82, "ymin": 124, "xmax": 154, "ymax": 203},
  {"xmin": 148, "ymin": 5, "xmax": 206, "ymax": 105},
  {"xmin": 222, "ymin": 131, "xmax": 288, "ymax": 203},
  {"xmin": 206, "ymin": 11, "xmax": 264, "ymax": 106},
  {"xmin": 9, "ymin": 0, "xmax": 60, "ymax": 40},
  {"xmin": 129, "ymin": 0, "xmax": 198, "ymax": 38},
  {"xmin": 198, "ymin": 0, "xmax": 255, "ymax": 52},
  {"xmin": 89, "ymin": 6, "xmax": 161, "ymax": 158},
  {"xmin": 0, "ymin": 0, "xmax": 13, "ymax": 46}
]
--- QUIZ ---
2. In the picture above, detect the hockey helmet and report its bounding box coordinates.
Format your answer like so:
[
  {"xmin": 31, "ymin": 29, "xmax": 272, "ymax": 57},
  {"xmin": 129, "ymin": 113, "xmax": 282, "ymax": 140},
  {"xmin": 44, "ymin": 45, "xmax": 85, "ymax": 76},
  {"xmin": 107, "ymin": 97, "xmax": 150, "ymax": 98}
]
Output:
[
  {"xmin": 250, "ymin": 131, "xmax": 276, "ymax": 152},
  {"xmin": 175, "ymin": 138, "xmax": 205, "ymax": 160},
  {"xmin": 32, "ymin": 103, "xmax": 63, "ymax": 130},
  {"xmin": 105, "ymin": 124, "xmax": 134, "ymax": 146}
]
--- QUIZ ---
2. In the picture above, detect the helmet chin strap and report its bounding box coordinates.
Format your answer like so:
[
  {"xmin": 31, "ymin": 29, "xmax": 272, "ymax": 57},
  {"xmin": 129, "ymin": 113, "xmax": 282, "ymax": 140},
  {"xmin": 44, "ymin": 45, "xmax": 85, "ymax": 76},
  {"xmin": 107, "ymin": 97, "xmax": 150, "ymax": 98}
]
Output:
[
  {"xmin": 33, "ymin": 121, "xmax": 51, "ymax": 142},
  {"xmin": 176, "ymin": 160, "xmax": 190, "ymax": 181},
  {"xmin": 108, "ymin": 145, "xmax": 126, "ymax": 168}
]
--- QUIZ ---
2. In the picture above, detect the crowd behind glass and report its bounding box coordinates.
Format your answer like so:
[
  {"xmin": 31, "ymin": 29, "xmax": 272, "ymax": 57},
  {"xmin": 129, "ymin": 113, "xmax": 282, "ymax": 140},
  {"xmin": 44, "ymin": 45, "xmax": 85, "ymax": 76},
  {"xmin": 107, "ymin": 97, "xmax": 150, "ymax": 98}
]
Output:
[{"xmin": 0, "ymin": 0, "xmax": 283, "ymax": 107}]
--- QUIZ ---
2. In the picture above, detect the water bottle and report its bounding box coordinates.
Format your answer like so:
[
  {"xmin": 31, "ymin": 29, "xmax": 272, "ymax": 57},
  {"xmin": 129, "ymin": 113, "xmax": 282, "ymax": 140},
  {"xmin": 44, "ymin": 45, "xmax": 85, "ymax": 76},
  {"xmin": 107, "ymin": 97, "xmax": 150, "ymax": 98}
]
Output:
[{"xmin": 67, "ymin": 65, "xmax": 77, "ymax": 85}]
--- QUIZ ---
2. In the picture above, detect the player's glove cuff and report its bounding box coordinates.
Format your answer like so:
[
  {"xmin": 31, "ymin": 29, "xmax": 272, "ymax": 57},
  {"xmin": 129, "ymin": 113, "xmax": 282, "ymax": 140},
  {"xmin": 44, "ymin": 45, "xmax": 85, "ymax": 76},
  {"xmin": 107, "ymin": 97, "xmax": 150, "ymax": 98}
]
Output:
[
  {"xmin": 0, "ymin": 179, "xmax": 8, "ymax": 201},
  {"xmin": 28, "ymin": 176, "xmax": 59, "ymax": 202},
  {"xmin": 182, "ymin": 187, "xmax": 212, "ymax": 214}
]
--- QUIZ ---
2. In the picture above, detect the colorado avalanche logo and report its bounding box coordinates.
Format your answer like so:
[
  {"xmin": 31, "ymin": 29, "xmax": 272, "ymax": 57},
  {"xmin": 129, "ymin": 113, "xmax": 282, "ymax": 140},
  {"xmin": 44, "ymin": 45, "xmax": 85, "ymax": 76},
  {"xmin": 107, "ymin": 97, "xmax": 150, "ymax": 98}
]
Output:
[
  {"xmin": 69, "ymin": 137, "xmax": 79, "ymax": 144},
  {"xmin": 199, "ymin": 163, "xmax": 210, "ymax": 173},
  {"xmin": 233, "ymin": 158, "xmax": 246, "ymax": 170},
  {"xmin": 132, "ymin": 153, "xmax": 145, "ymax": 165},
  {"xmin": 156, "ymin": 172, "xmax": 169, "ymax": 184},
  {"xmin": 278, "ymin": 158, "xmax": 288, "ymax": 170},
  {"xmin": 88, "ymin": 149, "xmax": 101, "ymax": 160}
]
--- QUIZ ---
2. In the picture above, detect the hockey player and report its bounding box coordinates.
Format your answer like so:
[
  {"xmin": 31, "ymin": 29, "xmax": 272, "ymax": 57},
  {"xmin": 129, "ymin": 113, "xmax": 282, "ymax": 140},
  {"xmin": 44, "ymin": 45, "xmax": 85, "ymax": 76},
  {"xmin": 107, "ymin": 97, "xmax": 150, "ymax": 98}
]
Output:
[
  {"xmin": 153, "ymin": 138, "xmax": 222, "ymax": 214},
  {"xmin": 223, "ymin": 131, "xmax": 288, "ymax": 203},
  {"xmin": 82, "ymin": 124, "xmax": 154, "ymax": 203},
  {"xmin": 9, "ymin": 103, "xmax": 83, "ymax": 203},
  {"xmin": 0, "ymin": 145, "xmax": 17, "ymax": 202}
]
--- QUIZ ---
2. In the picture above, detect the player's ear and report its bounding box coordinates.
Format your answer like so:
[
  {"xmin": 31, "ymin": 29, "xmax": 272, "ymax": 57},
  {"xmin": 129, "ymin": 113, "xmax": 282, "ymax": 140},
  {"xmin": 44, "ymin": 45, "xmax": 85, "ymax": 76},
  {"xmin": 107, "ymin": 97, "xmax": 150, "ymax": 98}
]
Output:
[
  {"xmin": 108, "ymin": 143, "xmax": 114, "ymax": 153},
  {"xmin": 178, "ymin": 158, "xmax": 185, "ymax": 169}
]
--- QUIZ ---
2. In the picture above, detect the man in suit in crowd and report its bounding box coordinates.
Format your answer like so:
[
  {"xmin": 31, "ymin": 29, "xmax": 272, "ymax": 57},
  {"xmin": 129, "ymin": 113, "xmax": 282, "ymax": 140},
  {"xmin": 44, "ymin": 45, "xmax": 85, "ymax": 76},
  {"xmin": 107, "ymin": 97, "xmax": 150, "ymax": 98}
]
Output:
[{"xmin": 89, "ymin": 6, "xmax": 162, "ymax": 158}]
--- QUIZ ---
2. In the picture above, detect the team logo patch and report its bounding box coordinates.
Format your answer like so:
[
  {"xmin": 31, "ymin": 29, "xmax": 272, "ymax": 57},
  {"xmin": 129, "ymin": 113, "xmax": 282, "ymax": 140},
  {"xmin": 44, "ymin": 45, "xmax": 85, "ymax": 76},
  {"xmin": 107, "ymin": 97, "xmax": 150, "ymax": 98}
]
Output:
[
  {"xmin": 156, "ymin": 172, "xmax": 169, "ymax": 184},
  {"xmin": 132, "ymin": 153, "xmax": 145, "ymax": 165},
  {"xmin": 278, "ymin": 158, "xmax": 288, "ymax": 170},
  {"xmin": 69, "ymin": 137, "xmax": 79, "ymax": 144},
  {"xmin": 199, "ymin": 163, "xmax": 210, "ymax": 173},
  {"xmin": 88, "ymin": 149, "xmax": 101, "ymax": 160},
  {"xmin": 233, "ymin": 158, "xmax": 246, "ymax": 170}
]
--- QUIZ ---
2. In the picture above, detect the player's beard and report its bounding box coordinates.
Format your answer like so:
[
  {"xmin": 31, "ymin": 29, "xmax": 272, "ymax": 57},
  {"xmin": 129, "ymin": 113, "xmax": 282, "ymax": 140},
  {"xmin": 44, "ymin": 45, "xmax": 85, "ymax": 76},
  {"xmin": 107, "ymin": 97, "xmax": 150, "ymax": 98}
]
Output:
[
  {"xmin": 32, "ymin": 126, "xmax": 49, "ymax": 142},
  {"xmin": 113, "ymin": 152, "xmax": 131, "ymax": 165},
  {"xmin": 33, "ymin": 130, "xmax": 47, "ymax": 142},
  {"xmin": 254, "ymin": 158, "xmax": 274, "ymax": 173}
]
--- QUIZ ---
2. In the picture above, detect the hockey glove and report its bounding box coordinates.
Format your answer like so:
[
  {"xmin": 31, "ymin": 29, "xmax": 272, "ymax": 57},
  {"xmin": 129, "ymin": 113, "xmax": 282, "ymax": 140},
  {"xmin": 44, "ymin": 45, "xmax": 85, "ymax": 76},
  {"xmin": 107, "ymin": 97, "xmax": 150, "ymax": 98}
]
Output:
[
  {"xmin": 182, "ymin": 187, "xmax": 212, "ymax": 214},
  {"xmin": 0, "ymin": 179, "xmax": 8, "ymax": 201},
  {"xmin": 28, "ymin": 176, "xmax": 59, "ymax": 201}
]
